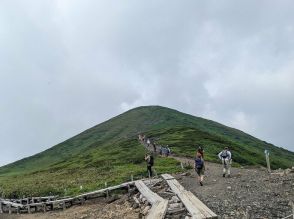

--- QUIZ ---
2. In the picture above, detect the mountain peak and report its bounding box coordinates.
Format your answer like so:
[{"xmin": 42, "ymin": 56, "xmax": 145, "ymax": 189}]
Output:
[{"xmin": 0, "ymin": 105, "xmax": 293, "ymax": 197}]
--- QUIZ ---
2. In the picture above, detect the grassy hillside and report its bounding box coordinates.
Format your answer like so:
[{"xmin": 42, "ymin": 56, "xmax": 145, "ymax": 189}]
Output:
[{"xmin": 0, "ymin": 106, "xmax": 293, "ymax": 198}]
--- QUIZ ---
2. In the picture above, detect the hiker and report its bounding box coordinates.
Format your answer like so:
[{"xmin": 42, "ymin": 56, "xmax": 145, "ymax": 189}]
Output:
[
  {"xmin": 145, "ymin": 153, "xmax": 154, "ymax": 177},
  {"xmin": 138, "ymin": 134, "xmax": 143, "ymax": 142},
  {"xmin": 162, "ymin": 147, "xmax": 168, "ymax": 157},
  {"xmin": 152, "ymin": 143, "xmax": 157, "ymax": 152},
  {"xmin": 166, "ymin": 146, "xmax": 171, "ymax": 157},
  {"xmin": 195, "ymin": 150, "xmax": 205, "ymax": 186},
  {"xmin": 218, "ymin": 147, "xmax": 232, "ymax": 177},
  {"xmin": 197, "ymin": 145, "xmax": 204, "ymax": 158}
]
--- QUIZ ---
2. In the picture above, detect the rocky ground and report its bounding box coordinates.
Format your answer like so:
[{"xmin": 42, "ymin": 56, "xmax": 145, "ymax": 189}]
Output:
[
  {"xmin": 177, "ymin": 159, "xmax": 294, "ymax": 219},
  {"xmin": 2, "ymin": 195, "xmax": 139, "ymax": 219},
  {"xmin": 3, "ymin": 160, "xmax": 294, "ymax": 219}
]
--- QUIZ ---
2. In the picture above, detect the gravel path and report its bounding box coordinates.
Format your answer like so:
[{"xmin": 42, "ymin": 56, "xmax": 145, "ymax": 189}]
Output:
[{"xmin": 174, "ymin": 157, "xmax": 294, "ymax": 219}]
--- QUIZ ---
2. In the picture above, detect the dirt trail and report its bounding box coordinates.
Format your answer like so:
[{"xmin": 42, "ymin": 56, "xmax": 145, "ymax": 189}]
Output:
[
  {"xmin": 143, "ymin": 138, "xmax": 294, "ymax": 218},
  {"xmin": 175, "ymin": 158, "xmax": 294, "ymax": 218}
]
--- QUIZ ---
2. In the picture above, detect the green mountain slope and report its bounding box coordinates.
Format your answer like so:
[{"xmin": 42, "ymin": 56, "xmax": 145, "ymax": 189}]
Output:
[{"xmin": 0, "ymin": 106, "xmax": 293, "ymax": 197}]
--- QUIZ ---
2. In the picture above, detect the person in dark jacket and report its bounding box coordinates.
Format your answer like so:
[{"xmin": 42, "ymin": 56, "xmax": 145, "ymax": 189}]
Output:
[
  {"xmin": 195, "ymin": 151, "xmax": 205, "ymax": 186},
  {"xmin": 145, "ymin": 153, "xmax": 154, "ymax": 177}
]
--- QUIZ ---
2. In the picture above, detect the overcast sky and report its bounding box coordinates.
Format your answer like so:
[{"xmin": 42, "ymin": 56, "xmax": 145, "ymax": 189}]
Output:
[{"xmin": 0, "ymin": 0, "xmax": 293, "ymax": 166}]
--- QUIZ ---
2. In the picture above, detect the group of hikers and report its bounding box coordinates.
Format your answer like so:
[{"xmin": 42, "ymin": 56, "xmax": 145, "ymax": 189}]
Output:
[
  {"xmin": 159, "ymin": 145, "xmax": 171, "ymax": 157},
  {"xmin": 138, "ymin": 134, "xmax": 171, "ymax": 156},
  {"xmin": 139, "ymin": 134, "xmax": 232, "ymax": 186},
  {"xmin": 195, "ymin": 146, "xmax": 232, "ymax": 186},
  {"xmin": 143, "ymin": 141, "xmax": 232, "ymax": 186}
]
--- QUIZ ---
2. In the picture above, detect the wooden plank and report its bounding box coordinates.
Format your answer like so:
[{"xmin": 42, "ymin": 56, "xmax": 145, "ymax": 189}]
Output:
[
  {"xmin": 75, "ymin": 181, "xmax": 135, "ymax": 199},
  {"xmin": 46, "ymin": 197, "xmax": 74, "ymax": 205},
  {"xmin": 147, "ymin": 199, "xmax": 168, "ymax": 219},
  {"xmin": 135, "ymin": 180, "xmax": 168, "ymax": 219},
  {"xmin": 162, "ymin": 174, "xmax": 217, "ymax": 218},
  {"xmin": 162, "ymin": 174, "xmax": 217, "ymax": 219},
  {"xmin": 1, "ymin": 201, "xmax": 23, "ymax": 208},
  {"xmin": 31, "ymin": 196, "xmax": 57, "ymax": 200},
  {"xmin": 188, "ymin": 191, "xmax": 217, "ymax": 217},
  {"xmin": 135, "ymin": 180, "xmax": 163, "ymax": 204},
  {"xmin": 185, "ymin": 191, "xmax": 214, "ymax": 218},
  {"xmin": 165, "ymin": 180, "xmax": 204, "ymax": 218}
]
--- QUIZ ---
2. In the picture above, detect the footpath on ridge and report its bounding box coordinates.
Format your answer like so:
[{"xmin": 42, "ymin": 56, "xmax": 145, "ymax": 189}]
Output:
[{"xmin": 141, "ymin": 135, "xmax": 294, "ymax": 218}]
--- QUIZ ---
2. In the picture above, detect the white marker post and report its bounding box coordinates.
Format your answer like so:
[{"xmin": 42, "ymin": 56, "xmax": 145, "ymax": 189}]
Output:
[
  {"xmin": 264, "ymin": 150, "xmax": 271, "ymax": 173},
  {"xmin": 292, "ymin": 200, "xmax": 294, "ymax": 219},
  {"xmin": 181, "ymin": 162, "xmax": 184, "ymax": 170}
]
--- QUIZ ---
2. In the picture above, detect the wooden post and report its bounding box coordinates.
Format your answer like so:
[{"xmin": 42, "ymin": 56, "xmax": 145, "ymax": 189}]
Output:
[
  {"xmin": 104, "ymin": 182, "xmax": 109, "ymax": 198},
  {"xmin": 27, "ymin": 205, "xmax": 31, "ymax": 214},
  {"xmin": 264, "ymin": 150, "xmax": 271, "ymax": 173},
  {"xmin": 43, "ymin": 203, "xmax": 46, "ymax": 212},
  {"xmin": 17, "ymin": 206, "xmax": 20, "ymax": 214},
  {"xmin": 0, "ymin": 201, "xmax": 3, "ymax": 213},
  {"xmin": 62, "ymin": 201, "xmax": 66, "ymax": 210},
  {"xmin": 131, "ymin": 175, "xmax": 134, "ymax": 182},
  {"xmin": 8, "ymin": 204, "xmax": 11, "ymax": 214},
  {"xmin": 181, "ymin": 162, "xmax": 184, "ymax": 170},
  {"xmin": 291, "ymin": 201, "xmax": 294, "ymax": 219}
]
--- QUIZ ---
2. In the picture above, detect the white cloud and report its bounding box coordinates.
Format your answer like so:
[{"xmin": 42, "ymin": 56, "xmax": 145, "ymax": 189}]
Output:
[{"xmin": 0, "ymin": 0, "xmax": 294, "ymax": 166}]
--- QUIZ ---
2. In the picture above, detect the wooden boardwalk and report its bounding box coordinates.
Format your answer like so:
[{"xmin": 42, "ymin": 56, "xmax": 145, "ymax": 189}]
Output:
[
  {"xmin": 162, "ymin": 174, "xmax": 217, "ymax": 219},
  {"xmin": 135, "ymin": 180, "xmax": 168, "ymax": 219},
  {"xmin": 0, "ymin": 181, "xmax": 135, "ymax": 214},
  {"xmin": 0, "ymin": 175, "xmax": 217, "ymax": 218}
]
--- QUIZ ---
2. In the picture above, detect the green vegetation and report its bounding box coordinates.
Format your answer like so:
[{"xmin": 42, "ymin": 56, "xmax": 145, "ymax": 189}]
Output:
[
  {"xmin": 0, "ymin": 138, "xmax": 181, "ymax": 198},
  {"xmin": 0, "ymin": 105, "xmax": 293, "ymax": 198}
]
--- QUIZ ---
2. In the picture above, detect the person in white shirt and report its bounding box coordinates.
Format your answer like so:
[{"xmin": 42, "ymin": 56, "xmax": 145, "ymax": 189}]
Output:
[{"xmin": 218, "ymin": 147, "xmax": 232, "ymax": 177}]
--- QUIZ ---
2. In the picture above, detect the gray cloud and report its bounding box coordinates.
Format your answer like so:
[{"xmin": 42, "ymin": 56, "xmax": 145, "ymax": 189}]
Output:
[{"xmin": 0, "ymin": 0, "xmax": 294, "ymax": 166}]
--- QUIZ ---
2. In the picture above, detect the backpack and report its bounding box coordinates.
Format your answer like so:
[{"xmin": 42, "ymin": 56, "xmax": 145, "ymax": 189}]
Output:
[
  {"xmin": 195, "ymin": 157, "xmax": 204, "ymax": 169},
  {"xmin": 221, "ymin": 150, "xmax": 228, "ymax": 159},
  {"xmin": 149, "ymin": 155, "xmax": 154, "ymax": 166}
]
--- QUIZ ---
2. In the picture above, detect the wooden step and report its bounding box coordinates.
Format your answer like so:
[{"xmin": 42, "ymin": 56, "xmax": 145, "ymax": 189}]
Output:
[
  {"xmin": 135, "ymin": 180, "xmax": 168, "ymax": 219},
  {"xmin": 162, "ymin": 174, "xmax": 217, "ymax": 219}
]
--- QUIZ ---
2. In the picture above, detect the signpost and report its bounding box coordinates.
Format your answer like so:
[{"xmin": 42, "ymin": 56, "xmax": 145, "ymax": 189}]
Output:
[{"xmin": 264, "ymin": 150, "xmax": 271, "ymax": 173}]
